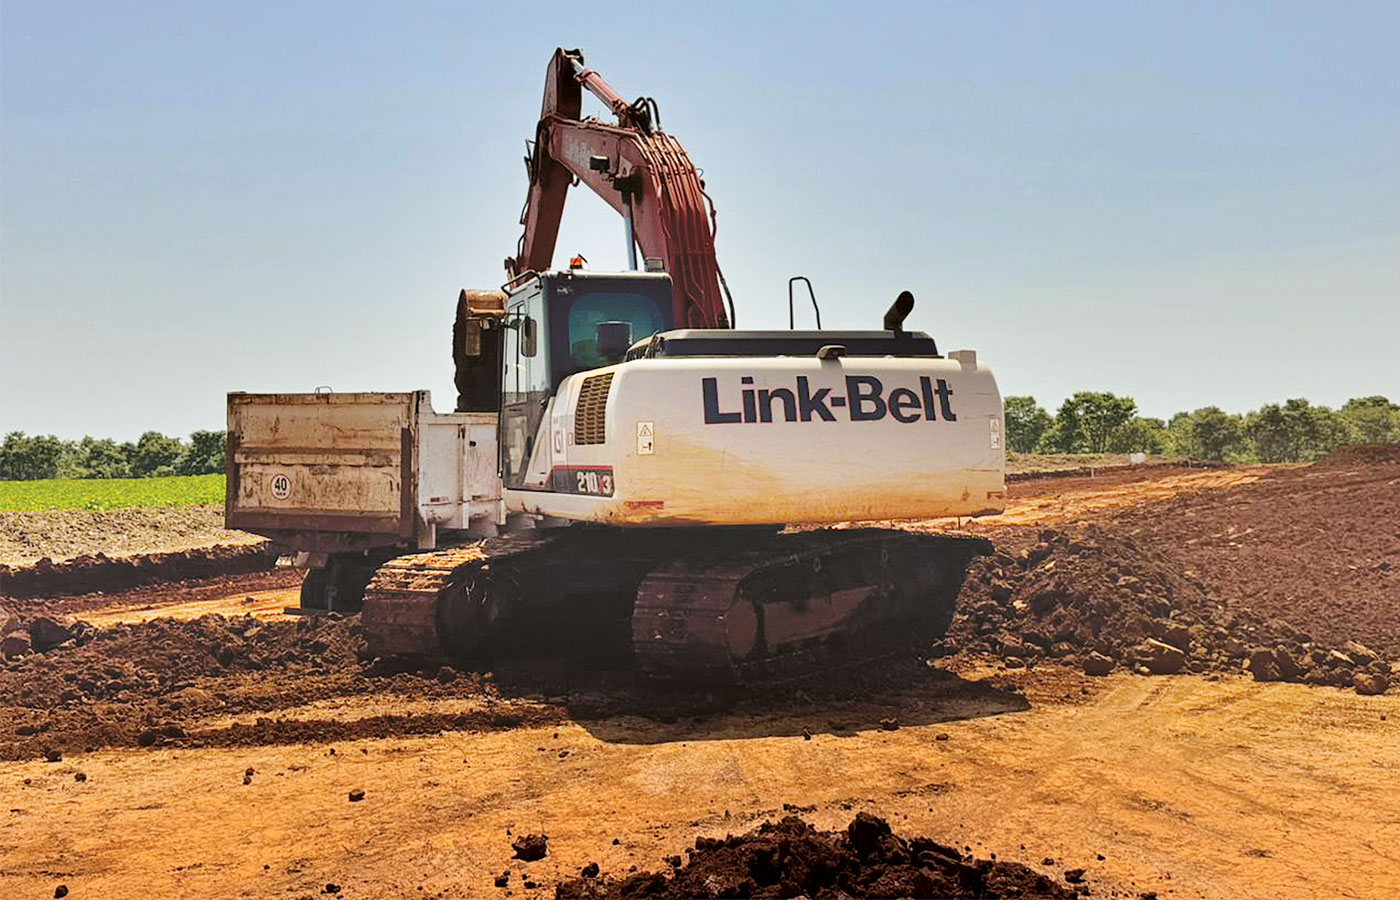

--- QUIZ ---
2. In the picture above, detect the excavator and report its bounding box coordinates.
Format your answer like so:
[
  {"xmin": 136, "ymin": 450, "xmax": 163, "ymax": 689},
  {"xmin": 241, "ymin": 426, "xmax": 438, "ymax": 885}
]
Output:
[{"xmin": 225, "ymin": 48, "xmax": 1006, "ymax": 683}]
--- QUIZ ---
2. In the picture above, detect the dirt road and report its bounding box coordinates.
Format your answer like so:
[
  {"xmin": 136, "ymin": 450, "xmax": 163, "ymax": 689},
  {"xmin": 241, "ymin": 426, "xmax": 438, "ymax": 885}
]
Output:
[{"xmin": 3, "ymin": 669, "xmax": 1395, "ymax": 900}]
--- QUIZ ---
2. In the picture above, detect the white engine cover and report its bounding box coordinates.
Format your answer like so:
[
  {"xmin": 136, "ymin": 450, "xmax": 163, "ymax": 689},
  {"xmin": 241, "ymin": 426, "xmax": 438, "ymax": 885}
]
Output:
[{"xmin": 505, "ymin": 352, "xmax": 1005, "ymax": 526}]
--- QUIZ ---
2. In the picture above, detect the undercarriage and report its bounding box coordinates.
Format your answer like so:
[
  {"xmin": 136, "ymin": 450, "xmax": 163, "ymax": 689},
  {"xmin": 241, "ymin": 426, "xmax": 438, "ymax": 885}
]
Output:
[{"xmin": 355, "ymin": 526, "xmax": 991, "ymax": 685}]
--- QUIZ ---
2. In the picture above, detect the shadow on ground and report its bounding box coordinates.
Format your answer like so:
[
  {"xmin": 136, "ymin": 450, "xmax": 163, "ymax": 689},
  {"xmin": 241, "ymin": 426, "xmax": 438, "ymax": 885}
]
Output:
[{"xmin": 488, "ymin": 655, "xmax": 1031, "ymax": 745}]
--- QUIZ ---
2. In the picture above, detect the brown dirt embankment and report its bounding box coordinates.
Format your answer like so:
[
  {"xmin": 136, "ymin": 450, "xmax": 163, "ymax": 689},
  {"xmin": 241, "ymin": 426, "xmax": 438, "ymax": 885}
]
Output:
[
  {"xmin": 1103, "ymin": 452, "xmax": 1400, "ymax": 657},
  {"xmin": 950, "ymin": 525, "xmax": 1394, "ymax": 690},
  {"xmin": 0, "ymin": 544, "xmax": 277, "ymax": 601}
]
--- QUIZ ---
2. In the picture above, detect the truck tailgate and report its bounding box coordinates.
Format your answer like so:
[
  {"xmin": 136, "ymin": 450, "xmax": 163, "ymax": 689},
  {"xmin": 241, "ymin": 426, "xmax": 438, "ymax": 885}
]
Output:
[{"xmin": 226, "ymin": 392, "xmax": 421, "ymax": 537}]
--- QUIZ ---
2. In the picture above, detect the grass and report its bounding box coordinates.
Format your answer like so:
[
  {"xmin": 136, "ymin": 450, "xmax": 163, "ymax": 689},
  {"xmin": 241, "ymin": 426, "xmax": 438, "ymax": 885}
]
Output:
[{"xmin": 0, "ymin": 474, "xmax": 225, "ymax": 512}]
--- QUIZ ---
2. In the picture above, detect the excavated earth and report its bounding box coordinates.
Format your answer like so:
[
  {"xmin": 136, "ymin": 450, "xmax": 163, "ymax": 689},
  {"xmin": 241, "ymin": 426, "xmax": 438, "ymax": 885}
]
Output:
[
  {"xmin": 1, "ymin": 448, "xmax": 1398, "ymax": 899},
  {"xmin": 0, "ymin": 544, "xmax": 277, "ymax": 603}
]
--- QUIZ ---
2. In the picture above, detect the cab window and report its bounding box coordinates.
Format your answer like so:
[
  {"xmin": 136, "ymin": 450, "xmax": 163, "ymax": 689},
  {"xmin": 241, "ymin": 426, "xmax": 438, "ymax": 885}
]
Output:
[{"xmin": 564, "ymin": 292, "xmax": 667, "ymax": 372}]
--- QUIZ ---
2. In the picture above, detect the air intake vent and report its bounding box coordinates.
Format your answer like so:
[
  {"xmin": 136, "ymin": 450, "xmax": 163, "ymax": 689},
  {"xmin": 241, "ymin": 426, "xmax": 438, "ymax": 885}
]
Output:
[{"xmin": 574, "ymin": 372, "xmax": 614, "ymax": 445}]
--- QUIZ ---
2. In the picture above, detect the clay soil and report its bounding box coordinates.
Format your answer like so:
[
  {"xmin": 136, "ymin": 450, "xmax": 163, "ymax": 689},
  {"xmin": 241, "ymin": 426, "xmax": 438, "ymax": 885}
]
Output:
[{"xmin": 2, "ymin": 453, "xmax": 1398, "ymax": 899}]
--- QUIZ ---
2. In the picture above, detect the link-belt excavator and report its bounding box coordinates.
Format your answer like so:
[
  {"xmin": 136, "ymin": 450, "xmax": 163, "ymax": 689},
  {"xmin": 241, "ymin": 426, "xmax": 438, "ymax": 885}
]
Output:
[{"xmin": 225, "ymin": 48, "xmax": 1006, "ymax": 683}]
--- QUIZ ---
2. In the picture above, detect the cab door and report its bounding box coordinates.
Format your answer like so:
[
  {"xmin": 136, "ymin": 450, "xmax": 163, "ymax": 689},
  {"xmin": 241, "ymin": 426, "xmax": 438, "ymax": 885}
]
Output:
[{"xmin": 500, "ymin": 283, "xmax": 551, "ymax": 490}]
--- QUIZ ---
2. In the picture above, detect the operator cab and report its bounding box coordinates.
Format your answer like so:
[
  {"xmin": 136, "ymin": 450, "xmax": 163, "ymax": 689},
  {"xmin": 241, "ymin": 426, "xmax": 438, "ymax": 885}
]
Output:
[
  {"xmin": 485, "ymin": 270, "xmax": 676, "ymax": 489},
  {"xmin": 510, "ymin": 270, "xmax": 675, "ymax": 389},
  {"xmin": 454, "ymin": 270, "xmax": 675, "ymax": 413}
]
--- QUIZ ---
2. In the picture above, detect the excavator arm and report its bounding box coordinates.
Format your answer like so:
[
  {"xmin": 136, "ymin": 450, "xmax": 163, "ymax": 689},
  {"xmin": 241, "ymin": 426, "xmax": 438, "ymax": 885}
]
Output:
[{"xmin": 509, "ymin": 48, "xmax": 731, "ymax": 329}]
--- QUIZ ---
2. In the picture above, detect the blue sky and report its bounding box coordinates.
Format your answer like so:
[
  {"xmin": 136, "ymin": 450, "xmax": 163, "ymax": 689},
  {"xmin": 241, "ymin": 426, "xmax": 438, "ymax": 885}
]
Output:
[{"xmin": 2, "ymin": 1, "xmax": 1397, "ymax": 440}]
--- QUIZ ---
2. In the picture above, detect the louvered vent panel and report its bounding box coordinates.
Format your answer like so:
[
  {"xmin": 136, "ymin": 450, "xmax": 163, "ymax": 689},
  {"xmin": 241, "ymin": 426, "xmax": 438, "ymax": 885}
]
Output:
[{"xmin": 574, "ymin": 373, "xmax": 614, "ymax": 445}]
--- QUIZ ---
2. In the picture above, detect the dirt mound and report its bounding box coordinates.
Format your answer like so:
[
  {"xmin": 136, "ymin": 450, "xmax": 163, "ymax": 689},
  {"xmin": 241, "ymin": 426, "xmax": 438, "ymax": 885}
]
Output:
[
  {"xmin": 555, "ymin": 813, "xmax": 1077, "ymax": 899},
  {"xmin": 0, "ymin": 545, "xmax": 276, "ymax": 599},
  {"xmin": 1101, "ymin": 458, "xmax": 1400, "ymax": 657},
  {"xmin": 947, "ymin": 526, "xmax": 1394, "ymax": 689},
  {"xmin": 1318, "ymin": 442, "xmax": 1400, "ymax": 467},
  {"xmin": 2, "ymin": 613, "xmax": 362, "ymax": 710},
  {"xmin": 0, "ymin": 613, "xmax": 366, "ymax": 758},
  {"xmin": 0, "ymin": 610, "xmax": 572, "ymax": 758},
  {"xmin": 2, "ymin": 568, "xmax": 301, "ymax": 620}
]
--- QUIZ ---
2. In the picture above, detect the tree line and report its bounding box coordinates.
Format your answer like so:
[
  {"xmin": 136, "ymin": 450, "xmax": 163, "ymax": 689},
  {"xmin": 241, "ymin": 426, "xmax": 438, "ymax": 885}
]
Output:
[
  {"xmin": 1005, "ymin": 394, "xmax": 1398, "ymax": 461},
  {"xmin": 2, "ymin": 393, "xmax": 1396, "ymax": 480},
  {"xmin": 0, "ymin": 431, "xmax": 226, "ymax": 481}
]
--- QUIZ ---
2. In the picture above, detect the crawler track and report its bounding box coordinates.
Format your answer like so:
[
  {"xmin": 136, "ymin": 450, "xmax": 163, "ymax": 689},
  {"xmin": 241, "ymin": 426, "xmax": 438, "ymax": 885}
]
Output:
[{"xmin": 361, "ymin": 527, "xmax": 990, "ymax": 684}]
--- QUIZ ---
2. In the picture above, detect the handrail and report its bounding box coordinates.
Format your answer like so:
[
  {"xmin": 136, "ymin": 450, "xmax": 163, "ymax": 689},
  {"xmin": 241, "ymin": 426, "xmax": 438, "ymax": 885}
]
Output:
[{"xmin": 787, "ymin": 276, "xmax": 822, "ymax": 330}]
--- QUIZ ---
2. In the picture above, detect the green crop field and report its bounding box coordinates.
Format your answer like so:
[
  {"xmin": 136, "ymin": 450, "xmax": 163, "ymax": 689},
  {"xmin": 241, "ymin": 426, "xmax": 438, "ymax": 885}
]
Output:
[{"xmin": 0, "ymin": 474, "xmax": 226, "ymax": 512}]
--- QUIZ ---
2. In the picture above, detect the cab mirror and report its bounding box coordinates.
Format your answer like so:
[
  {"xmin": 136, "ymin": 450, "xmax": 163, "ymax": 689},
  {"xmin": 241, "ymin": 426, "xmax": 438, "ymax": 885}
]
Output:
[{"xmin": 520, "ymin": 316, "xmax": 538, "ymax": 358}]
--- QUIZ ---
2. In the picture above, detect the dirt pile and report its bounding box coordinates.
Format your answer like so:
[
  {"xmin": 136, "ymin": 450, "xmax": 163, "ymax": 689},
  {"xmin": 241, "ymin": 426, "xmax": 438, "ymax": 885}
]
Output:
[
  {"xmin": 0, "ymin": 613, "xmax": 367, "ymax": 758},
  {"xmin": 555, "ymin": 813, "xmax": 1077, "ymax": 899},
  {"xmin": 1318, "ymin": 442, "xmax": 1400, "ymax": 467},
  {"xmin": 0, "ymin": 545, "xmax": 276, "ymax": 599},
  {"xmin": 0, "ymin": 612, "xmax": 570, "ymax": 759},
  {"xmin": 1100, "ymin": 456, "xmax": 1400, "ymax": 657},
  {"xmin": 947, "ymin": 526, "xmax": 1393, "ymax": 691},
  {"xmin": 2, "ymin": 613, "xmax": 363, "ymax": 710}
]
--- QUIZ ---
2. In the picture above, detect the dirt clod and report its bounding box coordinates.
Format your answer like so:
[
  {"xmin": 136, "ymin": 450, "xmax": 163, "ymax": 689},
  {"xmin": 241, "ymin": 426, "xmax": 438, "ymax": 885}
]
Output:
[
  {"xmin": 1132, "ymin": 639, "xmax": 1186, "ymax": 675},
  {"xmin": 555, "ymin": 814, "xmax": 1074, "ymax": 899},
  {"xmin": 1354, "ymin": 673, "xmax": 1389, "ymax": 696},
  {"xmin": 512, "ymin": 833, "xmax": 548, "ymax": 861},
  {"xmin": 2, "ymin": 631, "xmax": 32, "ymax": 659},
  {"xmin": 29, "ymin": 616, "xmax": 86, "ymax": 653},
  {"xmin": 1082, "ymin": 653, "xmax": 1114, "ymax": 676}
]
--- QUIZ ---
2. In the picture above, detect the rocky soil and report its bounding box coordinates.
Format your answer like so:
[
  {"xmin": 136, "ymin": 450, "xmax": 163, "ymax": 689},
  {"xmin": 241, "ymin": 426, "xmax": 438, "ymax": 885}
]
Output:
[
  {"xmin": 1105, "ymin": 445, "xmax": 1400, "ymax": 656},
  {"xmin": 0, "ymin": 612, "xmax": 566, "ymax": 759},
  {"xmin": 948, "ymin": 525, "xmax": 1394, "ymax": 693}
]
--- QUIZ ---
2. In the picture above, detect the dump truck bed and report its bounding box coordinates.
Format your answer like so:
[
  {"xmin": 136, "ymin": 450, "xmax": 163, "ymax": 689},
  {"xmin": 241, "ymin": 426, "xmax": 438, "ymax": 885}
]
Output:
[{"xmin": 226, "ymin": 391, "xmax": 497, "ymax": 553}]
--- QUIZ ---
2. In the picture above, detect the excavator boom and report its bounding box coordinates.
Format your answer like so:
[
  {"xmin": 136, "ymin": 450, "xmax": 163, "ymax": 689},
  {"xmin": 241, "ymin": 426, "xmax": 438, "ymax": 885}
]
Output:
[{"xmin": 512, "ymin": 48, "xmax": 730, "ymax": 329}]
